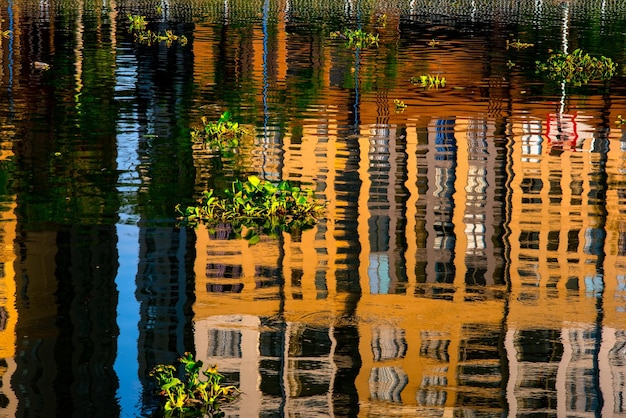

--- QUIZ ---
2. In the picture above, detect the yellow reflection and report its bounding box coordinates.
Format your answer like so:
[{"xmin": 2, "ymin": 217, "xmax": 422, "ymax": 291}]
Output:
[{"xmin": 189, "ymin": 6, "xmax": 626, "ymax": 416}]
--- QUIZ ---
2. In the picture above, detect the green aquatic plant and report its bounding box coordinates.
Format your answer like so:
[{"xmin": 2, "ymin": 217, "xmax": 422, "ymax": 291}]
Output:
[
  {"xmin": 536, "ymin": 48, "xmax": 617, "ymax": 86},
  {"xmin": 127, "ymin": 14, "xmax": 148, "ymax": 31},
  {"xmin": 127, "ymin": 14, "xmax": 188, "ymax": 47},
  {"xmin": 410, "ymin": 74, "xmax": 447, "ymax": 89},
  {"xmin": 376, "ymin": 14, "xmax": 387, "ymax": 28},
  {"xmin": 330, "ymin": 28, "xmax": 379, "ymax": 49},
  {"xmin": 133, "ymin": 29, "xmax": 188, "ymax": 47},
  {"xmin": 191, "ymin": 111, "xmax": 250, "ymax": 152},
  {"xmin": 150, "ymin": 352, "xmax": 239, "ymax": 416},
  {"xmin": 176, "ymin": 175, "xmax": 326, "ymax": 245},
  {"xmin": 393, "ymin": 99, "xmax": 407, "ymax": 111}
]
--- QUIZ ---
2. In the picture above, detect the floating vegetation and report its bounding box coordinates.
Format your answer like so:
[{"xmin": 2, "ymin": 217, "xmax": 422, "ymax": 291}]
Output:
[
  {"xmin": 127, "ymin": 14, "xmax": 148, "ymax": 31},
  {"xmin": 536, "ymin": 48, "xmax": 617, "ymax": 86},
  {"xmin": 410, "ymin": 74, "xmax": 447, "ymax": 89},
  {"xmin": 150, "ymin": 353, "xmax": 239, "ymax": 416},
  {"xmin": 376, "ymin": 14, "xmax": 387, "ymax": 28},
  {"xmin": 330, "ymin": 28, "xmax": 379, "ymax": 49},
  {"xmin": 127, "ymin": 14, "xmax": 187, "ymax": 47},
  {"xmin": 135, "ymin": 29, "xmax": 188, "ymax": 47},
  {"xmin": 191, "ymin": 111, "xmax": 250, "ymax": 152},
  {"xmin": 506, "ymin": 60, "xmax": 516, "ymax": 68},
  {"xmin": 176, "ymin": 176, "xmax": 326, "ymax": 245},
  {"xmin": 616, "ymin": 115, "xmax": 625, "ymax": 127},
  {"xmin": 394, "ymin": 99, "xmax": 407, "ymax": 111},
  {"xmin": 506, "ymin": 39, "xmax": 534, "ymax": 50},
  {"xmin": 1, "ymin": 30, "xmax": 11, "ymax": 39},
  {"xmin": 427, "ymin": 39, "xmax": 440, "ymax": 47}
]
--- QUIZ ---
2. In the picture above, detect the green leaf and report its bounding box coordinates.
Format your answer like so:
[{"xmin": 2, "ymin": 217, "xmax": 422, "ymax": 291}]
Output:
[
  {"xmin": 248, "ymin": 175, "xmax": 261, "ymax": 188},
  {"xmin": 162, "ymin": 378, "xmax": 183, "ymax": 391},
  {"xmin": 247, "ymin": 233, "xmax": 261, "ymax": 245}
]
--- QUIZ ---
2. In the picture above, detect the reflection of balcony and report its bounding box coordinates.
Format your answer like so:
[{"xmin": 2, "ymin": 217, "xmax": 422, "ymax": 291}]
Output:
[
  {"xmin": 416, "ymin": 376, "xmax": 447, "ymax": 407},
  {"xmin": 372, "ymin": 326, "xmax": 407, "ymax": 361},
  {"xmin": 194, "ymin": 231, "xmax": 283, "ymax": 318},
  {"xmin": 369, "ymin": 366, "xmax": 408, "ymax": 403},
  {"xmin": 195, "ymin": 315, "xmax": 341, "ymax": 416},
  {"xmin": 504, "ymin": 326, "xmax": 626, "ymax": 416}
]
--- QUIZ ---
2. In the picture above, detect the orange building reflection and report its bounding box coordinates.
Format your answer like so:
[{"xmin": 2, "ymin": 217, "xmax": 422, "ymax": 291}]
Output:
[
  {"xmin": 187, "ymin": 2, "xmax": 626, "ymax": 416},
  {"xmin": 0, "ymin": 4, "xmax": 21, "ymax": 415}
]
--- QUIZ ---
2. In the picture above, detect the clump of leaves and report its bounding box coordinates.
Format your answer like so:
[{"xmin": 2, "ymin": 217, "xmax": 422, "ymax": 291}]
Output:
[
  {"xmin": 149, "ymin": 352, "xmax": 239, "ymax": 417},
  {"xmin": 330, "ymin": 28, "xmax": 379, "ymax": 49},
  {"xmin": 536, "ymin": 48, "xmax": 617, "ymax": 86},
  {"xmin": 191, "ymin": 111, "xmax": 249, "ymax": 152},
  {"xmin": 393, "ymin": 99, "xmax": 407, "ymax": 111},
  {"xmin": 127, "ymin": 14, "xmax": 187, "ymax": 47},
  {"xmin": 176, "ymin": 175, "xmax": 326, "ymax": 245},
  {"xmin": 135, "ymin": 29, "xmax": 188, "ymax": 47},
  {"xmin": 410, "ymin": 74, "xmax": 447, "ymax": 89},
  {"xmin": 376, "ymin": 14, "xmax": 387, "ymax": 28},
  {"xmin": 128, "ymin": 14, "xmax": 148, "ymax": 31}
]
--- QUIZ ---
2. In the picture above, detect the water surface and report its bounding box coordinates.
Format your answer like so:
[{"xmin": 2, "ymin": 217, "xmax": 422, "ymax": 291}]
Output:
[{"xmin": 1, "ymin": 0, "xmax": 626, "ymax": 416}]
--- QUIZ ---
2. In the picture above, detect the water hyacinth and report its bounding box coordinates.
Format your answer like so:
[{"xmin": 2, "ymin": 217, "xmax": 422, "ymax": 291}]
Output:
[
  {"xmin": 176, "ymin": 176, "xmax": 326, "ymax": 244},
  {"xmin": 536, "ymin": 48, "xmax": 617, "ymax": 86}
]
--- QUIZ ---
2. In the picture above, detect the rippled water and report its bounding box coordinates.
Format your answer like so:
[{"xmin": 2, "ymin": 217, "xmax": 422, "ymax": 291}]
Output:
[{"xmin": 1, "ymin": 0, "xmax": 626, "ymax": 416}]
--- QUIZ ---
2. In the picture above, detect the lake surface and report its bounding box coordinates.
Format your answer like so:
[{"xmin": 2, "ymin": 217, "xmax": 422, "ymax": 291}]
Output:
[{"xmin": 1, "ymin": 0, "xmax": 626, "ymax": 416}]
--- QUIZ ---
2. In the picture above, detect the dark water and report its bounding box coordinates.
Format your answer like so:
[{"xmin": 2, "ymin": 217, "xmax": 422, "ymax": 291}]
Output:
[{"xmin": 1, "ymin": 0, "xmax": 626, "ymax": 416}]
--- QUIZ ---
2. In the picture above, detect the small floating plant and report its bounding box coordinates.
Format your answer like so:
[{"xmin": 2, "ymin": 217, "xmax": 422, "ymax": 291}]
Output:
[
  {"xmin": 191, "ymin": 111, "xmax": 250, "ymax": 152},
  {"xmin": 150, "ymin": 352, "xmax": 239, "ymax": 416},
  {"xmin": 410, "ymin": 74, "xmax": 447, "ymax": 89},
  {"xmin": 330, "ymin": 28, "xmax": 379, "ymax": 49},
  {"xmin": 127, "ymin": 14, "xmax": 188, "ymax": 47}
]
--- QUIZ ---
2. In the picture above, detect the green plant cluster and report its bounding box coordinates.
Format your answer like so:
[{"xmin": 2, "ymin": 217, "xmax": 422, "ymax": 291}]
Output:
[
  {"xmin": 393, "ymin": 98, "xmax": 407, "ymax": 111},
  {"xmin": 191, "ymin": 111, "xmax": 249, "ymax": 152},
  {"xmin": 330, "ymin": 28, "xmax": 379, "ymax": 49},
  {"xmin": 536, "ymin": 48, "xmax": 617, "ymax": 86},
  {"xmin": 150, "ymin": 352, "xmax": 239, "ymax": 417},
  {"xmin": 176, "ymin": 175, "xmax": 326, "ymax": 245},
  {"xmin": 128, "ymin": 14, "xmax": 148, "ymax": 31},
  {"xmin": 127, "ymin": 14, "xmax": 188, "ymax": 47},
  {"xmin": 410, "ymin": 74, "xmax": 447, "ymax": 89}
]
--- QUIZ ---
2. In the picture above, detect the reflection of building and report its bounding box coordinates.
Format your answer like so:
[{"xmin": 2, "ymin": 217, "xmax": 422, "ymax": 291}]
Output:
[
  {"xmin": 5, "ymin": 1, "xmax": 125, "ymax": 416},
  {"xmin": 195, "ymin": 315, "xmax": 350, "ymax": 416},
  {"xmin": 185, "ymin": 1, "xmax": 626, "ymax": 417},
  {"xmin": 0, "ymin": 144, "xmax": 17, "ymax": 417},
  {"xmin": 504, "ymin": 112, "xmax": 626, "ymax": 415},
  {"xmin": 362, "ymin": 124, "xmax": 409, "ymax": 295},
  {"xmin": 0, "ymin": 7, "xmax": 19, "ymax": 415},
  {"xmin": 190, "ymin": 104, "xmax": 626, "ymax": 415},
  {"xmin": 506, "ymin": 326, "xmax": 626, "ymax": 416}
]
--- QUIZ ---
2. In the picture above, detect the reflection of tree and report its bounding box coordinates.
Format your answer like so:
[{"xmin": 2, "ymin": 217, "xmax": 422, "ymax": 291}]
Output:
[
  {"xmin": 15, "ymin": 2, "xmax": 119, "ymax": 225},
  {"xmin": 9, "ymin": 3, "xmax": 122, "ymax": 417}
]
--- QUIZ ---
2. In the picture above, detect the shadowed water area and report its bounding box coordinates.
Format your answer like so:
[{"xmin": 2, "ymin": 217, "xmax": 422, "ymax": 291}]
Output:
[{"xmin": 1, "ymin": 0, "xmax": 626, "ymax": 416}]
